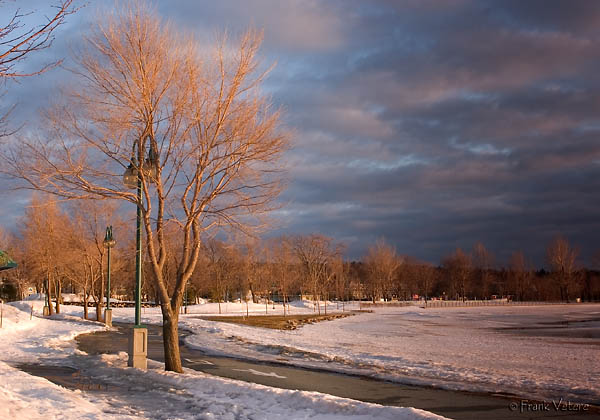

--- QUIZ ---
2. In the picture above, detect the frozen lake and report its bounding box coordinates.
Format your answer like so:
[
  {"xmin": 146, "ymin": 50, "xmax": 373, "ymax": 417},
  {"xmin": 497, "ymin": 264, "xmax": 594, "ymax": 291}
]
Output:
[{"xmin": 178, "ymin": 304, "xmax": 600, "ymax": 405}]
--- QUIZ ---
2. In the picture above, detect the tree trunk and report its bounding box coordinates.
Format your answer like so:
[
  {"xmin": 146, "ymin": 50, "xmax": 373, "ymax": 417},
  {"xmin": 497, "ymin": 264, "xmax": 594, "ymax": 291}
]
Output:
[
  {"xmin": 283, "ymin": 293, "xmax": 287, "ymax": 317},
  {"xmin": 55, "ymin": 277, "xmax": 61, "ymax": 314},
  {"xmin": 249, "ymin": 283, "xmax": 257, "ymax": 304},
  {"xmin": 46, "ymin": 275, "xmax": 54, "ymax": 315},
  {"xmin": 162, "ymin": 309, "xmax": 183, "ymax": 373},
  {"xmin": 83, "ymin": 289, "xmax": 89, "ymax": 319}
]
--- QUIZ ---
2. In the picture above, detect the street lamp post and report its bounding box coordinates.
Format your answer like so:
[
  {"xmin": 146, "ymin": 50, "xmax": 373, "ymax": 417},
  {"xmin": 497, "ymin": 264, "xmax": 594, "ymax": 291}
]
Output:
[
  {"xmin": 122, "ymin": 138, "xmax": 157, "ymax": 370},
  {"xmin": 103, "ymin": 226, "xmax": 116, "ymax": 327}
]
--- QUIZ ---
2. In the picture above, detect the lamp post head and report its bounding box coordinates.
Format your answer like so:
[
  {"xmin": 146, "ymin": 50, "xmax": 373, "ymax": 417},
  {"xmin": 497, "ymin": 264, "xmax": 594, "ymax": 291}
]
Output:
[
  {"xmin": 145, "ymin": 141, "xmax": 159, "ymax": 181},
  {"xmin": 122, "ymin": 139, "xmax": 159, "ymax": 188},
  {"xmin": 123, "ymin": 161, "xmax": 139, "ymax": 189},
  {"xmin": 103, "ymin": 226, "xmax": 116, "ymax": 248}
]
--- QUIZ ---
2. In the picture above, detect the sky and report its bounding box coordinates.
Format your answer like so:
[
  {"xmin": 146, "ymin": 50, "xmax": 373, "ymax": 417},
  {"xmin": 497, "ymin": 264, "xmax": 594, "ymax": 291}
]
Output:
[{"xmin": 2, "ymin": 0, "xmax": 600, "ymax": 266}]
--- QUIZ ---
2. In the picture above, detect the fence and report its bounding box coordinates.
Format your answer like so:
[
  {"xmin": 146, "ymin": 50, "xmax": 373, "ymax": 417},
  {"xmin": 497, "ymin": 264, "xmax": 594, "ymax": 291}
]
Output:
[{"xmin": 362, "ymin": 299, "xmax": 574, "ymax": 309}]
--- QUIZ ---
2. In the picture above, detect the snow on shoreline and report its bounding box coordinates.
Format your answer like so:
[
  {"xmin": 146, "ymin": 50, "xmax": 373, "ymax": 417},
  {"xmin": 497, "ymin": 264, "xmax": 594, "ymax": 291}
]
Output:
[
  {"xmin": 47, "ymin": 300, "xmax": 600, "ymax": 405},
  {"xmin": 0, "ymin": 300, "xmax": 447, "ymax": 419},
  {"xmin": 175, "ymin": 303, "xmax": 600, "ymax": 405},
  {"xmin": 95, "ymin": 352, "xmax": 448, "ymax": 420}
]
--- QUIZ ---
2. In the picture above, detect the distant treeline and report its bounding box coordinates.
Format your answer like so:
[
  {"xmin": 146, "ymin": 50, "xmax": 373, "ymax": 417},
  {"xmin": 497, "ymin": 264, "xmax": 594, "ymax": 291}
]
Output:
[{"xmin": 0, "ymin": 199, "xmax": 598, "ymax": 308}]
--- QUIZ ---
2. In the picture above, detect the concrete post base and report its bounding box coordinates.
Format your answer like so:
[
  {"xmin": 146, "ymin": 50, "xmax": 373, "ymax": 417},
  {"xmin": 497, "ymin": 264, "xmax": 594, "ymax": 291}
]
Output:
[
  {"xmin": 104, "ymin": 309, "xmax": 112, "ymax": 327},
  {"xmin": 43, "ymin": 306, "xmax": 50, "ymax": 316},
  {"xmin": 128, "ymin": 327, "xmax": 147, "ymax": 370}
]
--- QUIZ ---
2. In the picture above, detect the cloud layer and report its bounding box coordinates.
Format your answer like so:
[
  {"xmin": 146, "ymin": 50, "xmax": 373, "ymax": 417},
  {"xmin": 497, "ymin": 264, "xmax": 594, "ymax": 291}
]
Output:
[{"xmin": 4, "ymin": 0, "xmax": 600, "ymax": 266}]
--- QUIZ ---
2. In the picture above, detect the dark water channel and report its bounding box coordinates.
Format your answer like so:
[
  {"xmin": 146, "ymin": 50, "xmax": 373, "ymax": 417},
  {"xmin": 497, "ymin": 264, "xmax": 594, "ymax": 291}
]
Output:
[{"xmin": 39, "ymin": 323, "xmax": 597, "ymax": 420}]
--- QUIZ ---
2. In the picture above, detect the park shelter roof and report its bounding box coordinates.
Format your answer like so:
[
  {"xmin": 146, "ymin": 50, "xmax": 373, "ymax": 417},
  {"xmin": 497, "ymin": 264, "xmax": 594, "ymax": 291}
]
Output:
[{"xmin": 0, "ymin": 250, "xmax": 17, "ymax": 271}]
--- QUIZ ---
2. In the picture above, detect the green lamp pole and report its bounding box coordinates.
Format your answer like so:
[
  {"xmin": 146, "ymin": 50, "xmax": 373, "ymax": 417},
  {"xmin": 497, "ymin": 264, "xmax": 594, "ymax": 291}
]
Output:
[
  {"xmin": 124, "ymin": 160, "xmax": 146, "ymax": 326},
  {"xmin": 134, "ymin": 177, "xmax": 143, "ymax": 326},
  {"xmin": 103, "ymin": 226, "xmax": 116, "ymax": 326},
  {"xmin": 123, "ymin": 137, "xmax": 157, "ymax": 369}
]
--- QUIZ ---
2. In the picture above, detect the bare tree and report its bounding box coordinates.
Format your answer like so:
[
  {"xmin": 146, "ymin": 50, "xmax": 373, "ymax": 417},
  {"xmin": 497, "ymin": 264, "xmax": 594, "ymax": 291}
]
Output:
[
  {"xmin": 330, "ymin": 255, "xmax": 350, "ymax": 311},
  {"xmin": 364, "ymin": 238, "xmax": 401, "ymax": 302},
  {"xmin": 293, "ymin": 234, "xmax": 342, "ymax": 315},
  {"xmin": 269, "ymin": 236, "xmax": 296, "ymax": 316},
  {"xmin": 0, "ymin": 0, "xmax": 76, "ymax": 78},
  {"xmin": 0, "ymin": 1, "xmax": 77, "ymax": 137},
  {"xmin": 1, "ymin": 3, "xmax": 288, "ymax": 372},
  {"xmin": 547, "ymin": 236, "xmax": 578, "ymax": 302},
  {"xmin": 472, "ymin": 242, "xmax": 494, "ymax": 299},
  {"xmin": 417, "ymin": 262, "xmax": 437, "ymax": 303},
  {"xmin": 205, "ymin": 239, "xmax": 240, "ymax": 314},
  {"xmin": 442, "ymin": 248, "xmax": 472, "ymax": 301},
  {"xmin": 509, "ymin": 251, "xmax": 532, "ymax": 301},
  {"xmin": 20, "ymin": 195, "xmax": 73, "ymax": 314},
  {"xmin": 68, "ymin": 200, "xmax": 126, "ymax": 320}
]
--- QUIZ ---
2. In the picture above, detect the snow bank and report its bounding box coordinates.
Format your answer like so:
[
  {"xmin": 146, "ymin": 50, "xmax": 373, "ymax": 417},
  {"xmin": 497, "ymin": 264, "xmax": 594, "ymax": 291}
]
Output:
[
  {"xmin": 0, "ymin": 300, "xmax": 446, "ymax": 420},
  {"xmin": 95, "ymin": 352, "xmax": 447, "ymax": 420},
  {"xmin": 180, "ymin": 304, "xmax": 600, "ymax": 404},
  {"xmin": 0, "ymin": 302, "xmax": 120, "ymax": 419},
  {"xmin": 45, "ymin": 300, "xmax": 600, "ymax": 405},
  {"xmin": 0, "ymin": 361, "xmax": 116, "ymax": 420}
]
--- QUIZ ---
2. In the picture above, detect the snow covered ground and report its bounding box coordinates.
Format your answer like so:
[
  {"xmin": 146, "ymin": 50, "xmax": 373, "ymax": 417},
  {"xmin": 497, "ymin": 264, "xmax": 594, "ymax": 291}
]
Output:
[
  {"xmin": 173, "ymin": 303, "xmax": 599, "ymax": 405},
  {"xmin": 49, "ymin": 299, "xmax": 600, "ymax": 405},
  {"xmin": 0, "ymin": 300, "xmax": 446, "ymax": 419}
]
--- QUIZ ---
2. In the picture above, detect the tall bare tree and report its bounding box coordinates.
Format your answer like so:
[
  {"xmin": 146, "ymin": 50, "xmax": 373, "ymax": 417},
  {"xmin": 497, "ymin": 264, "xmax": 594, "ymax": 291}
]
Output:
[
  {"xmin": 68, "ymin": 200, "xmax": 126, "ymax": 320},
  {"xmin": 364, "ymin": 238, "xmax": 401, "ymax": 302},
  {"xmin": 293, "ymin": 234, "xmax": 342, "ymax": 315},
  {"xmin": 269, "ymin": 236, "xmax": 296, "ymax": 316},
  {"xmin": 442, "ymin": 248, "xmax": 472, "ymax": 301},
  {"xmin": 509, "ymin": 251, "xmax": 532, "ymax": 301},
  {"xmin": 20, "ymin": 195, "xmax": 73, "ymax": 314},
  {"xmin": 472, "ymin": 242, "xmax": 494, "ymax": 299},
  {"xmin": 1, "ymin": 2, "xmax": 288, "ymax": 372},
  {"xmin": 546, "ymin": 236, "xmax": 577, "ymax": 302}
]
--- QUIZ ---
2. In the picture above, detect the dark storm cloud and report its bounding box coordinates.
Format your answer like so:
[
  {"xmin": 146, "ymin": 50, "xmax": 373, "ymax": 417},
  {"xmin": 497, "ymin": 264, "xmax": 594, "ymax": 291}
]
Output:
[{"xmin": 3, "ymin": 0, "xmax": 600, "ymax": 266}]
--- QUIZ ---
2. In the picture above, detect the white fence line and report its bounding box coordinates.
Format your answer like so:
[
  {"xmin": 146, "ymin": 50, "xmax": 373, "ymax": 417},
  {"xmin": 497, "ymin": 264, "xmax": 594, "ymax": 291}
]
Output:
[{"xmin": 362, "ymin": 300, "xmax": 578, "ymax": 309}]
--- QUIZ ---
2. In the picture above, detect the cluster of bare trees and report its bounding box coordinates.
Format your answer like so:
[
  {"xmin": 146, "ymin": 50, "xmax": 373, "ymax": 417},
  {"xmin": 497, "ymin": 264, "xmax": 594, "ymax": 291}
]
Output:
[
  {"xmin": 0, "ymin": 196, "xmax": 130, "ymax": 319},
  {"xmin": 3, "ymin": 219, "xmax": 600, "ymax": 310},
  {"xmin": 186, "ymin": 234, "xmax": 346, "ymax": 316},
  {"xmin": 364, "ymin": 237, "xmax": 598, "ymax": 303}
]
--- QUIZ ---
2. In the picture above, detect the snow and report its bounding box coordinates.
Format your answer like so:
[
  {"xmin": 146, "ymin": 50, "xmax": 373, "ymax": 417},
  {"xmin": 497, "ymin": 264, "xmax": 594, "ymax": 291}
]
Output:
[
  {"xmin": 44, "ymin": 300, "xmax": 600, "ymax": 405},
  {"xmin": 0, "ymin": 300, "xmax": 446, "ymax": 419},
  {"xmin": 0, "ymin": 302, "xmax": 112, "ymax": 419},
  {"xmin": 94, "ymin": 352, "xmax": 444, "ymax": 420},
  {"xmin": 0, "ymin": 361, "xmax": 108, "ymax": 420},
  {"xmin": 172, "ymin": 303, "xmax": 600, "ymax": 405},
  {"xmin": 46, "ymin": 299, "xmax": 600, "ymax": 405}
]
